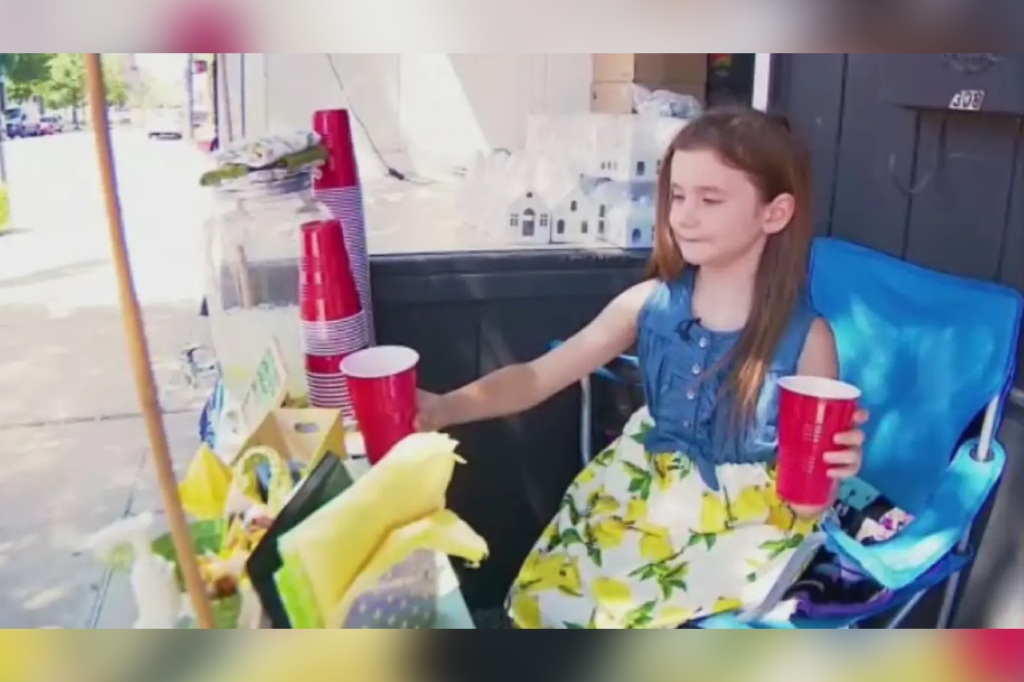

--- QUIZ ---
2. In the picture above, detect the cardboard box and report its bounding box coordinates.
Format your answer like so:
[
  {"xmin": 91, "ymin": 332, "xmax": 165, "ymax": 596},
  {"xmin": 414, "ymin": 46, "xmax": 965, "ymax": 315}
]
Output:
[
  {"xmin": 593, "ymin": 54, "xmax": 707, "ymax": 88},
  {"xmin": 590, "ymin": 82, "xmax": 637, "ymax": 115},
  {"xmin": 591, "ymin": 80, "xmax": 706, "ymax": 114},
  {"xmin": 234, "ymin": 407, "xmax": 349, "ymax": 468}
]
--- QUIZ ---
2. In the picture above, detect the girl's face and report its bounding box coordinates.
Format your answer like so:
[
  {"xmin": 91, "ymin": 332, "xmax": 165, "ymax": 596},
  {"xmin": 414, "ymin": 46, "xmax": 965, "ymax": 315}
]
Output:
[{"xmin": 667, "ymin": 148, "xmax": 795, "ymax": 268}]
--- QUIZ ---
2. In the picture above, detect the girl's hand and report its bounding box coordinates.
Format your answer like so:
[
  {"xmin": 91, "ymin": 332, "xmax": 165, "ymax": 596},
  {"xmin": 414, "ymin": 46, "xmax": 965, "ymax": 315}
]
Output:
[
  {"xmin": 825, "ymin": 408, "xmax": 870, "ymax": 480},
  {"xmin": 414, "ymin": 390, "xmax": 449, "ymax": 432}
]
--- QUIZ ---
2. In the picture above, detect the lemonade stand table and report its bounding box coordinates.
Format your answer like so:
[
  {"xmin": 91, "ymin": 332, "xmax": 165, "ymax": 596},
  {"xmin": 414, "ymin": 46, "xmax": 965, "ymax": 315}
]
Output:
[{"xmin": 341, "ymin": 430, "xmax": 476, "ymax": 629}]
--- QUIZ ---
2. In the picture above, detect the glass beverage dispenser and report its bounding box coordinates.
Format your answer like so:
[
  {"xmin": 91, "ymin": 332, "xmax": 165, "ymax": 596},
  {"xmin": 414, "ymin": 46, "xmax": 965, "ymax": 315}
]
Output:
[{"xmin": 203, "ymin": 170, "xmax": 332, "ymax": 401}]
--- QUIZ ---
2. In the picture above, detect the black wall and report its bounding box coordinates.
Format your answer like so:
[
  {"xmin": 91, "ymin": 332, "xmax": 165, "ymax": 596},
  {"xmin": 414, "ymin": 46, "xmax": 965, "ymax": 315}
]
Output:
[
  {"xmin": 371, "ymin": 250, "xmax": 646, "ymax": 609},
  {"xmin": 770, "ymin": 53, "xmax": 1024, "ymax": 391}
]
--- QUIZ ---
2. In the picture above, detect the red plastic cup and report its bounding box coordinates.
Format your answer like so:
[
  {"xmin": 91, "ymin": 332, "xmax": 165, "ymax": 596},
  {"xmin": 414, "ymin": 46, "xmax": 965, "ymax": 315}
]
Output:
[
  {"xmin": 313, "ymin": 109, "xmax": 360, "ymax": 189},
  {"xmin": 305, "ymin": 353, "xmax": 349, "ymax": 374},
  {"xmin": 776, "ymin": 375, "xmax": 862, "ymax": 507},
  {"xmin": 340, "ymin": 346, "xmax": 419, "ymax": 465},
  {"xmin": 299, "ymin": 219, "xmax": 360, "ymax": 322}
]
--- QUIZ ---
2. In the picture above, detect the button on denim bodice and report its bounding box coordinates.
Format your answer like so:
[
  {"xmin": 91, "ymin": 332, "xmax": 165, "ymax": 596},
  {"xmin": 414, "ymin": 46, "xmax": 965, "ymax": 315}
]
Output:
[{"xmin": 637, "ymin": 270, "xmax": 817, "ymax": 490}]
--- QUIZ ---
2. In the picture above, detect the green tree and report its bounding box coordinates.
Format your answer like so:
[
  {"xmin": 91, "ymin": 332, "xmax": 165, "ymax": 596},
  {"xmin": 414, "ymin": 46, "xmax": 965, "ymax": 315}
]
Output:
[
  {"xmin": 0, "ymin": 53, "xmax": 55, "ymax": 101},
  {"xmin": 101, "ymin": 54, "xmax": 130, "ymax": 108},
  {"xmin": 45, "ymin": 53, "xmax": 89, "ymax": 128},
  {"xmin": 44, "ymin": 53, "xmax": 86, "ymax": 114},
  {"xmin": 43, "ymin": 54, "xmax": 130, "ymax": 113}
]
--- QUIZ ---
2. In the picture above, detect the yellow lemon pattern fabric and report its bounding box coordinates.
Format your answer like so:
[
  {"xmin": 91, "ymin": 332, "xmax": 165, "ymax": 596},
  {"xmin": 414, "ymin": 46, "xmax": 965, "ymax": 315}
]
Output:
[{"xmin": 506, "ymin": 407, "xmax": 817, "ymax": 629}]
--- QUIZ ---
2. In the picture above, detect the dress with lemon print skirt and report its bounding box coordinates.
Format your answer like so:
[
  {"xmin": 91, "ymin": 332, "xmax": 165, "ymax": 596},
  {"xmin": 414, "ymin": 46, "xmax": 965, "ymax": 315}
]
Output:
[
  {"xmin": 506, "ymin": 271, "xmax": 821, "ymax": 629},
  {"xmin": 506, "ymin": 407, "xmax": 816, "ymax": 629}
]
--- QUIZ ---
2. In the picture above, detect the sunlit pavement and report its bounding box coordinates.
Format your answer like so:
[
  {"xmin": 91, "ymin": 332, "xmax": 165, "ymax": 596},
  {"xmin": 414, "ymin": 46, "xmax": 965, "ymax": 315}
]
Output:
[{"xmin": 0, "ymin": 130, "xmax": 212, "ymax": 627}]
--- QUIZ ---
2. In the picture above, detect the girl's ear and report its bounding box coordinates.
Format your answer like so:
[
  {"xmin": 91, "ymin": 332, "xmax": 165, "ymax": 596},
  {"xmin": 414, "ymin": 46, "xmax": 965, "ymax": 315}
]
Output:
[{"xmin": 762, "ymin": 193, "xmax": 796, "ymax": 235}]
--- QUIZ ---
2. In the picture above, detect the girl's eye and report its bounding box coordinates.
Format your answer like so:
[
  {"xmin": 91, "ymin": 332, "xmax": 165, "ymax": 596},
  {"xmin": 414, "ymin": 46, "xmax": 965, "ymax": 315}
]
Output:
[
  {"xmin": 702, "ymin": 198, "xmax": 723, "ymax": 206},
  {"xmin": 671, "ymin": 193, "xmax": 685, "ymax": 202}
]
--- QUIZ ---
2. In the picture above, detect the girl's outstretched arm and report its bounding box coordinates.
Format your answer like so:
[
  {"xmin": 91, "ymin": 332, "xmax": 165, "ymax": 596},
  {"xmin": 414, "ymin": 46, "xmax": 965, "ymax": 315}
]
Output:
[{"xmin": 417, "ymin": 280, "xmax": 658, "ymax": 431}]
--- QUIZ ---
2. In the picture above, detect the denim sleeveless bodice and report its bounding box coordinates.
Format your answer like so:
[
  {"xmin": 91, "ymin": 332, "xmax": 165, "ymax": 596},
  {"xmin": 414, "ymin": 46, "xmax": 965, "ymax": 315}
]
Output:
[{"xmin": 637, "ymin": 269, "xmax": 817, "ymax": 490}]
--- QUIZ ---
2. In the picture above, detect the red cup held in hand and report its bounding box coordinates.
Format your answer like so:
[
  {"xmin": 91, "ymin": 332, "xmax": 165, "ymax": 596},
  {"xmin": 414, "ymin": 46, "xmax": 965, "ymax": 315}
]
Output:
[
  {"xmin": 340, "ymin": 346, "xmax": 420, "ymax": 465},
  {"xmin": 776, "ymin": 375, "xmax": 862, "ymax": 507}
]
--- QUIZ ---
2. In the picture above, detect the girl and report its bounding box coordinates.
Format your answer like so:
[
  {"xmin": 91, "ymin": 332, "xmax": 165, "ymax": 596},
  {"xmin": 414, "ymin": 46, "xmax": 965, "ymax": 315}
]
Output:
[{"xmin": 417, "ymin": 106, "xmax": 868, "ymax": 629}]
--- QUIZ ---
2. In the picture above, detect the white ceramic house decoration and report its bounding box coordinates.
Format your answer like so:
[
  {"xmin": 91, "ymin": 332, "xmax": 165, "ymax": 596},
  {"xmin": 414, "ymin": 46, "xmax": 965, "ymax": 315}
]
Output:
[
  {"xmin": 506, "ymin": 190, "xmax": 553, "ymax": 245},
  {"xmin": 550, "ymin": 186, "xmax": 600, "ymax": 244},
  {"xmin": 603, "ymin": 198, "xmax": 657, "ymax": 249}
]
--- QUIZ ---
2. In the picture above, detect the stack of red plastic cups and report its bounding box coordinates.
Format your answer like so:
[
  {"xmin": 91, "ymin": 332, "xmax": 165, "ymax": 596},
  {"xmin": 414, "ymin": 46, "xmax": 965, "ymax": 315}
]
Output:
[
  {"xmin": 299, "ymin": 219, "xmax": 368, "ymax": 416},
  {"xmin": 312, "ymin": 108, "xmax": 375, "ymax": 345}
]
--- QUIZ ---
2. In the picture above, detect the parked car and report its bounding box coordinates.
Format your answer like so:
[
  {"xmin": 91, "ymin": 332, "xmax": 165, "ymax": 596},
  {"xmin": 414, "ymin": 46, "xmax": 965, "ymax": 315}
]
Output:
[
  {"xmin": 4, "ymin": 107, "xmax": 23, "ymax": 137},
  {"xmin": 39, "ymin": 114, "xmax": 64, "ymax": 135},
  {"xmin": 4, "ymin": 106, "xmax": 40, "ymax": 137},
  {"xmin": 147, "ymin": 110, "xmax": 185, "ymax": 140}
]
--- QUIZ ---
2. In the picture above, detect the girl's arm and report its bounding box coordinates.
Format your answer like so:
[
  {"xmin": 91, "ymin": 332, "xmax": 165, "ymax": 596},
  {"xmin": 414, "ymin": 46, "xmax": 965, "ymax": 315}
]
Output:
[
  {"xmin": 425, "ymin": 280, "xmax": 658, "ymax": 430},
  {"xmin": 795, "ymin": 317, "xmax": 868, "ymax": 515},
  {"xmin": 797, "ymin": 317, "xmax": 840, "ymax": 380}
]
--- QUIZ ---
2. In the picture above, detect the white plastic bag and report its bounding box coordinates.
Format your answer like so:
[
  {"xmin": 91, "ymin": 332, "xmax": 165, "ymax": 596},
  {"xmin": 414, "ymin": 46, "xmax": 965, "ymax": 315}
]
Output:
[{"xmin": 634, "ymin": 86, "xmax": 703, "ymax": 119}]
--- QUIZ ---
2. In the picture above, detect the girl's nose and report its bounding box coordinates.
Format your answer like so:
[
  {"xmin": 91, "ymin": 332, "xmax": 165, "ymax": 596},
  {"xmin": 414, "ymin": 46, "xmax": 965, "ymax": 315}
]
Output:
[{"xmin": 673, "ymin": 203, "xmax": 699, "ymax": 229}]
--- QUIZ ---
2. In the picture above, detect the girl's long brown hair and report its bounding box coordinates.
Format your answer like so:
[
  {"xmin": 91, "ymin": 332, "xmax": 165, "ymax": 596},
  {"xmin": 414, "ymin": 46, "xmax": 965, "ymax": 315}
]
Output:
[{"xmin": 645, "ymin": 106, "xmax": 814, "ymax": 424}]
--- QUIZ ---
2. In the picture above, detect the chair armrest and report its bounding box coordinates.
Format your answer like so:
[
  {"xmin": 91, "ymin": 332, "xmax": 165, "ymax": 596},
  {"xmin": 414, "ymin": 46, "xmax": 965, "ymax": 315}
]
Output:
[
  {"xmin": 547, "ymin": 340, "xmax": 639, "ymax": 384},
  {"xmin": 700, "ymin": 613, "xmax": 797, "ymax": 629},
  {"xmin": 697, "ymin": 613, "xmax": 759, "ymax": 629},
  {"xmin": 823, "ymin": 436, "xmax": 1006, "ymax": 591}
]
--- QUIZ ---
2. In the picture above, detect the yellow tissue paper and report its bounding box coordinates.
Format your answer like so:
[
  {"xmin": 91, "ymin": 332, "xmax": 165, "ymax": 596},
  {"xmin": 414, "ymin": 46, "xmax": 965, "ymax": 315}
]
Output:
[
  {"xmin": 178, "ymin": 445, "xmax": 234, "ymax": 520},
  {"xmin": 327, "ymin": 508, "xmax": 488, "ymax": 628},
  {"xmin": 278, "ymin": 432, "xmax": 487, "ymax": 627}
]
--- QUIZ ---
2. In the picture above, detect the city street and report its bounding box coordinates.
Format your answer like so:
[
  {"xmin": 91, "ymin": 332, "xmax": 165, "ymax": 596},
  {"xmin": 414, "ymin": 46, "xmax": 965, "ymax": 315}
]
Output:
[{"xmin": 0, "ymin": 129, "xmax": 213, "ymax": 627}]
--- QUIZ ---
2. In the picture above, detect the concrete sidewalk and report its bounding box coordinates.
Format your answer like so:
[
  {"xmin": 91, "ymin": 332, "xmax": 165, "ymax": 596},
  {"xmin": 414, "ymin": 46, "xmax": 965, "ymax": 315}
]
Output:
[
  {"xmin": 0, "ymin": 130, "xmax": 215, "ymax": 627},
  {"xmin": 0, "ymin": 411, "xmax": 199, "ymax": 628},
  {"xmin": 0, "ymin": 302, "xmax": 211, "ymax": 628}
]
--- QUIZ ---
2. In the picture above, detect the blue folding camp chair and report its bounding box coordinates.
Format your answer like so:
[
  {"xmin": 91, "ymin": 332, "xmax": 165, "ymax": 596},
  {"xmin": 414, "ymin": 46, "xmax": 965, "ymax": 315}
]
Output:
[{"xmin": 559, "ymin": 237, "xmax": 1023, "ymax": 629}]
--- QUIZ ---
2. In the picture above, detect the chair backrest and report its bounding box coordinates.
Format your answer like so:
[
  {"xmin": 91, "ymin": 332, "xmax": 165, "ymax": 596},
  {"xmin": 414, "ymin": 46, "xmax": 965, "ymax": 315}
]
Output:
[{"xmin": 809, "ymin": 238, "xmax": 1023, "ymax": 511}]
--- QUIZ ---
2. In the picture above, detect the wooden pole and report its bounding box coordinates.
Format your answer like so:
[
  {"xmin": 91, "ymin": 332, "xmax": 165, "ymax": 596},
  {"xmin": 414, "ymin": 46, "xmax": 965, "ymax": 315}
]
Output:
[{"xmin": 83, "ymin": 53, "xmax": 215, "ymax": 629}]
